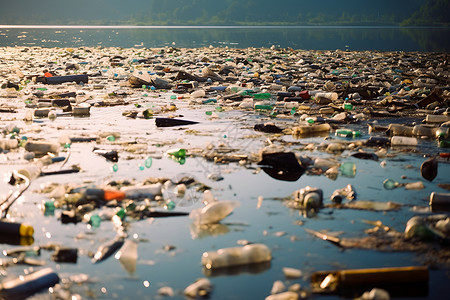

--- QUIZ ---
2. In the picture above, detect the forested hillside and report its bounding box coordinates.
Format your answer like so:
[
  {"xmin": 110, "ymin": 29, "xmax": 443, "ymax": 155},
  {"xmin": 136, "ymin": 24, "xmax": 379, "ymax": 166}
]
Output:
[{"xmin": 0, "ymin": 0, "xmax": 447, "ymax": 26}]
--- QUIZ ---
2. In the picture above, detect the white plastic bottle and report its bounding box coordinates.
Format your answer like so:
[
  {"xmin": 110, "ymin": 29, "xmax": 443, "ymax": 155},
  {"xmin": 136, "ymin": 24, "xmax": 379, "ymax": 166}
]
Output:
[
  {"xmin": 201, "ymin": 243, "xmax": 272, "ymax": 269},
  {"xmin": 120, "ymin": 183, "xmax": 162, "ymax": 200},
  {"xmin": 391, "ymin": 136, "xmax": 418, "ymax": 146},
  {"xmin": 0, "ymin": 138, "xmax": 19, "ymax": 150}
]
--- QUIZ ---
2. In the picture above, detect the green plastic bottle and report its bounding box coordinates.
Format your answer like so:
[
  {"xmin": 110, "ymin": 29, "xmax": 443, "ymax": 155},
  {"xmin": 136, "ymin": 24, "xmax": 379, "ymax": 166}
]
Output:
[
  {"xmin": 254, "ymin": 105, "xmax": 273, "ymax": 110},
  {"xmin": 439, "ymin": 140, "xmax": 450, "ymax": 148},
  {"xmin": 252, "ymin": 93, "xmax": 271, "ymax": 100},
  {"xmin": 167, "ymin": 148, "xmax": 186, "ymax": 158}
]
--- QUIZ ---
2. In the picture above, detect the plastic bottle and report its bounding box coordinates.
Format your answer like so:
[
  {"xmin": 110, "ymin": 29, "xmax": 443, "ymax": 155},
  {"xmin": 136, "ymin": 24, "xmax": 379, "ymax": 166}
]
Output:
[
  {"xmin": 254, "ymin": 104, "xmax": 274, "ymax": 110},
  {"xmin": 0, "ymin": 220, "xmax": 34, "ymax": 236},
  {"xmin": 439, "ymin": 140, "xmax": 450, "ymax": 148},
  {"xmin": 436, "ymin": 127, "xmax": 449, "ymax": 140},
  {"xmin": 45, "ymin": 74, "xmax": 88, "ymax": 84},
  {"xmin": 429, "ymin": 192, "xmax": 450, "ymax": 211},
  {"xmin": 190, "ymin": 200, "xmax": 240, "ymax": 225},
  {"xmin": 412, "ymin": 125, "xmax": 438, "ymax": 137},
  {"xmin": 335, "ymin": 129, "xmax": 361, "ymax": 138},
  {"xmin": 166, "ymin": 148, "xmax": 186, "ymax": 158},
  {"xmin": 252, "ymin": 93, "xmax": 271, "ymax": 100},
  {"xmin": 391, "ymin": 136, "xmax": 418, "ymax": 146},
  {"xmin": 24, "ymin": 140, "xmax": 59, "ymax": 154},
  {"xmin": 294, "ymin": 186, "xmax": 323, "ymax": 209},
  {"xmin": 293, "ymin": 123, "xmax": 331, "ymax": 135},
  {"xmin": 184, "ymin": 278, "xmax": 212, "ymax": 298},
  {"xmin": 425, "ymin": 114, "xmax": 450, "ymax": 123},
  {"xmin": 120, "ymin": 183, "xmax": 162, "ymax": 200},
  {"xmin": 386, "ymin": 124, "xmax": 413, "ymax": 137},
  {"xmin": 0, "ymin": 268, "xmax": 60, "ymax": 299},
  {"xmin": 201, "ymin": 243, "xmax": 271, "ymax": 269},
  {"xmin": 0, "ymin": 138, "xmax": 19, "ymax": 150},
  {"xmin": 343, "ymin": 103, "xmax": 353, "ymax": 110},
  {"xmin": 315, "ymin": 92, "xmax": 338, "ymax": 101},
  {"xmin": 191, "ymin": 89, "xmax": 206, "ymax": 98},
  {"xmin": 82, "ymin": 188, "xmax": 126, "ymax": 202}
]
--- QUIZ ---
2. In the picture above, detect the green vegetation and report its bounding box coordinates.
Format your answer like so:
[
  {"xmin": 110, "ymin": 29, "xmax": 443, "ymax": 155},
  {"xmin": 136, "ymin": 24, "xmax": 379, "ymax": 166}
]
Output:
[{"xmin": 0, "ymin": 0, "xmax": 447, "ymax": 26}]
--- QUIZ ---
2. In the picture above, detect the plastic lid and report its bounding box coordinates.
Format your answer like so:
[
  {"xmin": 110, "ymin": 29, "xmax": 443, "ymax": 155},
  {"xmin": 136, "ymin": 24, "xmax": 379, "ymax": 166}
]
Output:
[{"xmin": 19, "ymin": 223, "xmax": 34, "ymax": 236}]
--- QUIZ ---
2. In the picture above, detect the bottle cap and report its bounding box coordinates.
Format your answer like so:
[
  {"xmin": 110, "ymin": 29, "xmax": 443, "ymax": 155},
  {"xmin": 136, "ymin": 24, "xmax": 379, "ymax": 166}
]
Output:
[{"xmin": 19, "ymin": 223, "xmax": 34, "ymax": 236}]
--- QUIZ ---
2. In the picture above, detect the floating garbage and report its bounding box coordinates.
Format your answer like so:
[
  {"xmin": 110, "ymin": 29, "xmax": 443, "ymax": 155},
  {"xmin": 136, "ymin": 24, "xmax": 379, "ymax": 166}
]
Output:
[
  {"xmin": 92, "ymin": 236, "xmax": 125, "ymax": 264},
  {"xmin": 190, "ymin": 200, "xmax": 239, "ymax": 225},
  {"xmin": 1, "ymin": 43, "xmax": 450, "ymax": 300},
  {"xmin": 115, "ymin": 239, "xmax": 138, "ymax": 275},
  {"xmin": 184, "ymin": 278, "xmax": 213, "ymax": 298},
  {"xmin": 311, "ymin": 266, "xmax": 429, "ymax": 296},
  {"xmin": 258, "ymin": 152, "xmax": 305, "ymax": 181},
  {"xmin": 201, "ymin": 243, "xmax": 272, "ymax": 269},
  {"xmin": 0, "ymin": 268, "xmax": 60, "ymax": 299},
  {"xmin": 155, "ymin": 117, "xmax": 199, "ymax": 127}
]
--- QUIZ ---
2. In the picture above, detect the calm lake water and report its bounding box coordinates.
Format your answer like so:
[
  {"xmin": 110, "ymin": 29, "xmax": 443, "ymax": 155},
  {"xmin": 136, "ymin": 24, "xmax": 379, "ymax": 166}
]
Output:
[{"xmin": 0, "ymin": 25, "xmax": 449, "ymax": 51}]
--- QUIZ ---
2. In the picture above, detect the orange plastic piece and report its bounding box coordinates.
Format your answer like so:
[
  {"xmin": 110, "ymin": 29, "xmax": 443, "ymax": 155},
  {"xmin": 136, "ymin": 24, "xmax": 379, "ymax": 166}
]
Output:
[{"xmin": 103, "ymin": 190, "xmax": 126, "ymax": 201}]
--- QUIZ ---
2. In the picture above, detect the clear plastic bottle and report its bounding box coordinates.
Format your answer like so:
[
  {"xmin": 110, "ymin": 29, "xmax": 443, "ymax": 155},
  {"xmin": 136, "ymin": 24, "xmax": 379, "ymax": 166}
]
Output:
[
  {"xmin": 386, "ymin": 124, "xmax": 413, "ymax": 137},
  {"xmin": 190, "ymin": 200, "xmax": 239, "ymax": 225},
  {"xmin": 412, "ymin": 125, "xmax": 438, "ymax": 137},
  {"xmin": 120, "ymin": 183, "xmax": 162, "ymax": 200},
  {"xmin": 201, "ymin": 243, "xmax": 271, "ymax": 269}
]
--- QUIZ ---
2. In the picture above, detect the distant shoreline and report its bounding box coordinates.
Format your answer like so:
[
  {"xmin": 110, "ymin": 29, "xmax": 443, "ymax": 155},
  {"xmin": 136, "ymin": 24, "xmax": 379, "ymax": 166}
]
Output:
[{"xmin": 0, "ymin": 25, "xmax": 448, "ymax": 29}]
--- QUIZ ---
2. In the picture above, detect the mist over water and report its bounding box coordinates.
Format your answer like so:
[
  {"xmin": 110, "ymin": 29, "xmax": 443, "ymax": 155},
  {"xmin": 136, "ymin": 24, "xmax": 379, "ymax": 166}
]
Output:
[{"xmin": 0, "ymin": 26, "xmax": 449, "ymax": 51}]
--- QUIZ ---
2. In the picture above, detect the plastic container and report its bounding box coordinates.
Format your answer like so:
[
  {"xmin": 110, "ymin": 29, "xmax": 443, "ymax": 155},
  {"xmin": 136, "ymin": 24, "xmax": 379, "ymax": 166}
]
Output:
[
  {"xmin": 0, "ymin": 268, "xmax": 59, "ymax": 299},
  {"xmin": 83, "ymin": 188, "xmax": 126, "ymax": 202},
  {"xmin": 315, "ymin": 92, "xmax": 338, "ymax": 101},
  {"xmin": 293, "ymin": 123, "xmax": 331, "ymax": 135},
  {"xmin": 120, "ymin": 183, "xmax": 162, "ymax": 200},
  {"xmin": 190, "ymin": 200, "xmax": 240, "ymax": 225},
  {"xmin": 335, "ymin": 129, "xmax": 361, "ymax": 138},
  {"xmin": 436, "ymin": 127, "xmax": 449, "ymax": 139},
  {"xmin": 425, "ymin": 114, "xmax": 450, "ymax": 123},
  {"xmin": 439, "ymin": 140, "xmax": 450, "ymax": 148},
  {"xmin": 412, "ymin": 125, "xmax": 438, "ymax": 137},
  {"xmin": 294, "ymin": 186, "xmax": 323, "ymax": 209},
  {"xmin": 72, "ymin": 103, "xmax": 91, "ymax": 116},
  {"xmin": 17, "ymin": 165, "xmax": 42, "ymax": 180},
  {"xmin": 0, "ymin": 138, "xmax": 19, "ymax": 150},
  {"xmin": 429, "ymin": 192, "xmax": 450, "ymax": 212},
  {"xmin": 45, "ymin": 74, "xmax": 88, "ymax": 84},
  {"xmin": 191, "ymin": 89, "xmax": 206, "ymax": 98},
  {"xmin": 24, "ymin": 141, "xmax": 59, "ymax": 154},
  {"xmin": 184, "ymin": 278, "xmax": 212, "ymax": 298},
  {"xmin": 386, "ymin": 124, "xmax": 413, "ymax": 137},
  {"xmin": 201, "ymin": 243, "xmax": 271, "ymax": 269},
  {"xmin": 0, "ymin": 221, "xmax": 34, "ymax": 236},
  {"xmin": 391, "ymin": 136, "xmax": 418, "ymax": 146}
]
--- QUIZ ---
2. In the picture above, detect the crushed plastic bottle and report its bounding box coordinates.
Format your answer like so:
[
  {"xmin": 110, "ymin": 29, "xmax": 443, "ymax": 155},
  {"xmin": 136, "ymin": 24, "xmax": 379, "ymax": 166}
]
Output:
[{"xmin": 190, "ymin": 200, "xmax": 240, "ymax": 225}]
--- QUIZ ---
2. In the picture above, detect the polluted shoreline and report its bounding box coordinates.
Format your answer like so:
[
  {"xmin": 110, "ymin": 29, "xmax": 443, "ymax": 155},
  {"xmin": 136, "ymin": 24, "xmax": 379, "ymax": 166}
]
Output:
[{"xmin": 0, "ymin": 46, "xmax": 449, "ymax": 300}]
